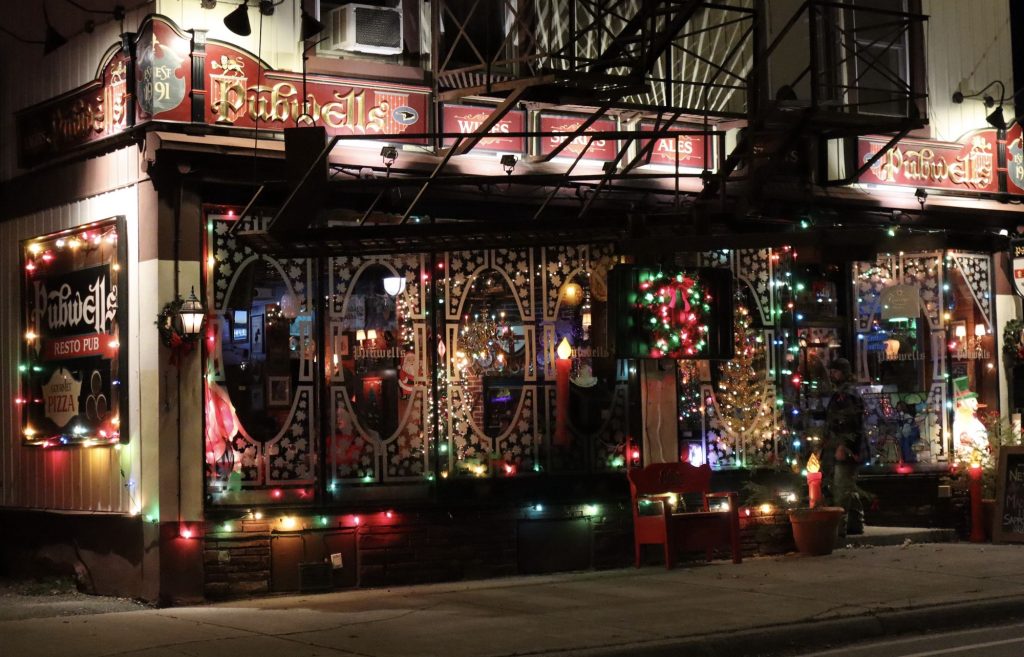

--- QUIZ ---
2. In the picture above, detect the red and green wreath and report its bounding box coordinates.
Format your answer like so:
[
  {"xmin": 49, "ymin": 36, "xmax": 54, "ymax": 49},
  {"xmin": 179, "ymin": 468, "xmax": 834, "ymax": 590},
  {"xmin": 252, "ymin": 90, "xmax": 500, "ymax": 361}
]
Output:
[
  {"xmin": 636, "ymin": 271, "xmax": 712, "ymax": 359},
  {"xmin": 157, "ymin": 298, "xmax": 200, "ymax": 366}
]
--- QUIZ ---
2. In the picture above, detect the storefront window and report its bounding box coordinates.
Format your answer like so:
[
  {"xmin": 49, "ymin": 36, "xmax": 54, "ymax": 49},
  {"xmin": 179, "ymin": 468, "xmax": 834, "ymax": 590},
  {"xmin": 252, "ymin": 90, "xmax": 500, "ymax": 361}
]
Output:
[
  {"xmin": 205, "ymin": 213, "xmax": 317, "ymax": 504},
  {"xmin": 204, "ymin": 226, "xmax": 630, "ymax": 502},
  {"xmin": 852, "ymin": 251, "xmax": 994, "ymax": 468}
]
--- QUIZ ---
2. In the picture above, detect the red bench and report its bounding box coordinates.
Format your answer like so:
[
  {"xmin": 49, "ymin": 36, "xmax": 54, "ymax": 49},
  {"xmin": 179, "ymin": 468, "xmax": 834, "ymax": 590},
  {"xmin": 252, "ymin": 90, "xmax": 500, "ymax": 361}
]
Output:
[{"xmin": 627, "ymin": 462, "xmax": 742, "ymax": 568}]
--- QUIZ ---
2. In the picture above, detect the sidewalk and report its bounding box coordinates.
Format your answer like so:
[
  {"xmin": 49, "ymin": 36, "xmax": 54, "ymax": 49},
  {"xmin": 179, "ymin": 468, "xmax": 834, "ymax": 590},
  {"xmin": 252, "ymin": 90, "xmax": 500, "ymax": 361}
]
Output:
[{"xmin": 2, "ymin": 538, "xmax": 1023, "ymax": 657}]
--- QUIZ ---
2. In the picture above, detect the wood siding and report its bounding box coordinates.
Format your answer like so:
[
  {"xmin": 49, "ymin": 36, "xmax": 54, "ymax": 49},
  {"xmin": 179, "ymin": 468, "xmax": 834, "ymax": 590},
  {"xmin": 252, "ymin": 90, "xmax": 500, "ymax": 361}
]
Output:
[
  {"xmin": 923, "ymin": 0, "xmax": 1014, "ymax": 142},
  {"xmin": 0, "ymin": 155, "xmax": 143, "ymax": 512}
]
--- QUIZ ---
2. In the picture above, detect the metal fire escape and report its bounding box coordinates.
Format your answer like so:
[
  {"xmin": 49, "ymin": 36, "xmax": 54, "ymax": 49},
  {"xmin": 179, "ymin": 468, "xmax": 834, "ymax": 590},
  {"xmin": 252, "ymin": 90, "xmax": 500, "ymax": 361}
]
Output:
[{"xmin": 241, "ymin": 0, "xmax": 926, "ymax": 256}]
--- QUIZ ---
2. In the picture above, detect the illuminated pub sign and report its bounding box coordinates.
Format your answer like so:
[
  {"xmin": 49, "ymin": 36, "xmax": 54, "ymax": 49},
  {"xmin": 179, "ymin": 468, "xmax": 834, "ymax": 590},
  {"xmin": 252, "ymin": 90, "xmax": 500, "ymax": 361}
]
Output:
[
  {"xmin": 441, "ymin": 104, "xmax": 526, "ymax": 153},
  {"xmin": 857, "ymin": 130, "xmax": 998, "ymax": 193},
  {"xmin": 537, "ymin": 113, "xmax": 619, "ymax": 162},
  {"xmin": 20, "ymin": 218, "xmax": 127, "ymax": 447},
  {"xmin": 608, "ymin": 265, "xmax": 734, "ymax": 360},
  {"xmin": 15, "ymin": 45, "xmax": 131, "ymax": 169},
  {"xmin": 636, "ymin": 121, "xmax": 713, "ymax": 170}
]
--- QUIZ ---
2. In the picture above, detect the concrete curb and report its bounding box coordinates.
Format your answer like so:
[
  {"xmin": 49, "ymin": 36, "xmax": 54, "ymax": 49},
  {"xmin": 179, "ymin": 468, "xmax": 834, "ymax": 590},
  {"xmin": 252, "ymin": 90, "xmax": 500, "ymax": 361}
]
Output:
[{"xmin": 540, "ymin": 595, "xmax": 1024, "ymax": 657}]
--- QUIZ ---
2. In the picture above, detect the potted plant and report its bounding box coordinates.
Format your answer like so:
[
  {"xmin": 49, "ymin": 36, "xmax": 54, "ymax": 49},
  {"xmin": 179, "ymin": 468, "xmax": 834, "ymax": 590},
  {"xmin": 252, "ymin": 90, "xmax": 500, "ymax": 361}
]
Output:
[{"xmin": 787, "ymin": 453, "xmax": 845, "ymax": 556}]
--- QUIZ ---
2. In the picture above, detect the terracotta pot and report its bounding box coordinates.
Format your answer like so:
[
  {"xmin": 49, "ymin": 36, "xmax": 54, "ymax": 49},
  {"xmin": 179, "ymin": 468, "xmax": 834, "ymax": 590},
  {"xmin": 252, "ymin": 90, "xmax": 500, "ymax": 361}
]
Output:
[{"xmin": 788, "ymin": 507, "xmax": 844, "ymax": 556}]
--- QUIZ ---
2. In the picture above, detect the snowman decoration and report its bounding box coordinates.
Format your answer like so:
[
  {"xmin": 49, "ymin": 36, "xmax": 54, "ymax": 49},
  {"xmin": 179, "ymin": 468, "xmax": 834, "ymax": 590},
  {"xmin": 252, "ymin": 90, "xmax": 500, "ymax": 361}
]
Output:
[{"xmin": 951, "ymin": 376, "xmax": 988, "ymax": 463}]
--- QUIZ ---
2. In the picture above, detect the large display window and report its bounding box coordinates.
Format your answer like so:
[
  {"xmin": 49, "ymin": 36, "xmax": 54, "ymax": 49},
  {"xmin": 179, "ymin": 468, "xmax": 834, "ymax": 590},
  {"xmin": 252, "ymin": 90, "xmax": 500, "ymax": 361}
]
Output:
[{"xmin": 203, "ymin": 211, "xmax": 630, "ymax": 505}]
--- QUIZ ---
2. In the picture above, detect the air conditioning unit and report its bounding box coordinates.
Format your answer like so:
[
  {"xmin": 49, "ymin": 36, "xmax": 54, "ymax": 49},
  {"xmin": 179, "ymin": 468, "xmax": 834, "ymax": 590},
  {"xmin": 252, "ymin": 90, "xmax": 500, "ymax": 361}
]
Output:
[{"xmin": 328, "ymin": 4, "xmax": 403, "ymax": 56}]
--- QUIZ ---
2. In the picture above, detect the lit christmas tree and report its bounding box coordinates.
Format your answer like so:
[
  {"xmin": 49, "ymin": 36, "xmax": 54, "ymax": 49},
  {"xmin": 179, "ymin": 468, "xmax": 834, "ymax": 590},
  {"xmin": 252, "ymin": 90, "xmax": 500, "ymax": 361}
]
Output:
[{"xmin": 714, "ymin": 302, "xmax": 781, "ymax": 466}]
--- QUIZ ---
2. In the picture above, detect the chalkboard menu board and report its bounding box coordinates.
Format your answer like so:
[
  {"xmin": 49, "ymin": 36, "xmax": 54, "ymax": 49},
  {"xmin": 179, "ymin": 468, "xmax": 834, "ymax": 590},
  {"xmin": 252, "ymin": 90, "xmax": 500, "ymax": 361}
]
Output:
[{"xmin": 994, "ymin": 447, "xmax": 1024, "ymax": 543}]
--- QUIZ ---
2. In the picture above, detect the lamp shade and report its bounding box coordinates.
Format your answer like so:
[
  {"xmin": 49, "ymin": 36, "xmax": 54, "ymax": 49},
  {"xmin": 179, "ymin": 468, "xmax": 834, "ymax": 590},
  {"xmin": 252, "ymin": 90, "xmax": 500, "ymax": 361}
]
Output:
[
  {"xmin": 986, "ymin": 106, "xmax": 1007, "ymax": 130},
  {"xmin": 955, "ymin": 325, "xmax": 967, "ymax": 338},
  {"xmin": 383, "ymin": 276, "xmax": 407, "ymax": 297},
  {"xmin": 179, "ymin": 287, "xmax": 206, "ymax": 336},
  {"xmin": 356, "ymin": 329, "xmax": 366, "ymax": 342},
  {"xmin": 224, "ymin": 2, "xmax": 251, "ymax": 36},
  {"xmin": 975, "ymin": 324, "xmax": 987, "ymax": 337},
  {"xmin": 366, "ymin": 329, "xmax": 378, "ymax": 341},
  {"xmin": 301, "ymin": 9, "xmax": 325, "ymax": 40}
]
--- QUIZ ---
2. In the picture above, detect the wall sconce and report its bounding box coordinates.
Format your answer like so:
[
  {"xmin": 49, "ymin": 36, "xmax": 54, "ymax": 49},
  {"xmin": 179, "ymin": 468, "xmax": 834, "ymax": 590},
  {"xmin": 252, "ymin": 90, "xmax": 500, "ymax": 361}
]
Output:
[
  {"xmin": 356, "ymin": 329, "xmax": 367, "ymax": 344},
  {"xmin": 500, "ymin": 154, "xmax": 517, "ymax": 176},
  {"xmin": 383, "ymin": 276, "xmax": 407, "ymax": 297},
  {"xmin": 974, "ymin": 324, "xmax": 987, "ymax": 337},
  {"xmin": 954, "ymin": 325, "xmax": 967, "ymax": 339},
  {"xmin": 952, "ymin": 80, "xmax": 1009, "ymax": 130},
  {"xmin": 366, "ymin": 329, "xmax": 377, "ymax": 344},
  {"xmin": 179, "ymin": 287, "xmax": 207, "ymax": 337}
]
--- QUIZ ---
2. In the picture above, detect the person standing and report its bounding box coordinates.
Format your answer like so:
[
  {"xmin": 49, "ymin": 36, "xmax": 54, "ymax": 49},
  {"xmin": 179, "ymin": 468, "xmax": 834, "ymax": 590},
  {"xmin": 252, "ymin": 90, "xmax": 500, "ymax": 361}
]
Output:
[{"xmin": 823, "ymin": 358, "xmax": 865, "ymax": 535}]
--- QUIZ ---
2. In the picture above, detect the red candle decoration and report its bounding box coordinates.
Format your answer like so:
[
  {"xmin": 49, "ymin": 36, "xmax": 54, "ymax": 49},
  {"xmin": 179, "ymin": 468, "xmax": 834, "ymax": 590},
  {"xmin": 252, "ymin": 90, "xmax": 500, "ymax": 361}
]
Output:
[
  {"xmin": 806, "ymin": 452, "xmax": 823, "ymax": 508},
  {"xmin": 554, "ymin": 338, "xmax": 572, "ymax": 447},
  {"xmin": 968, "ymin": 462, "xmax": 985, "ymax": 543}
]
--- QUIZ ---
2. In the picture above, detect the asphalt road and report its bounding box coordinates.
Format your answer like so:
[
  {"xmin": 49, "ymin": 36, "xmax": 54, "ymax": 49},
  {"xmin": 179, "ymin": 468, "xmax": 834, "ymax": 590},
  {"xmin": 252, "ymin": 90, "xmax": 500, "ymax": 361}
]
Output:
[{"xmin": 787, "ymin": 622, "xmax": 1024, "ymax": 657}]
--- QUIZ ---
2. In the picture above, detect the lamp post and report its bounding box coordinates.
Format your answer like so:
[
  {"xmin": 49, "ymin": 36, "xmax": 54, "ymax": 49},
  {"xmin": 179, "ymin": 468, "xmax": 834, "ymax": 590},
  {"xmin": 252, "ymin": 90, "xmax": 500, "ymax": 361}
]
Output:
[{"xmin": 554, "ymin": 338, "xmax": 572, "ymax": 447}]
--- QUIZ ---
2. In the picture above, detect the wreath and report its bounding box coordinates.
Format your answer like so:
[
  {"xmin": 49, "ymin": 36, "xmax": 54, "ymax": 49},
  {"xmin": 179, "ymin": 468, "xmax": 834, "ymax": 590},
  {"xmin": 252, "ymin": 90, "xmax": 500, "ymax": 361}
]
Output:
[
  {"xmin": 157, "ymin": 298, "xmax": 200, "ymax": 366},
  {"xmin": 636, "ymin": 271, "xmax": 711, "ymax": 359},
  {"xmin": 1003, "ymin": 319, "xmax": 1024, "ymax": 367}
]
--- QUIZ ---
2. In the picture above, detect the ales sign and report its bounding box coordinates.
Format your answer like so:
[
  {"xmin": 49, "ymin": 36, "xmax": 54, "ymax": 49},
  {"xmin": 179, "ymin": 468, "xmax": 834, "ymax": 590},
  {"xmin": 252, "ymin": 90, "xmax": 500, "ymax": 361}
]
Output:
[{"xmin": 21, "ymin": 218, "xmax": 126, "ymax": 446}]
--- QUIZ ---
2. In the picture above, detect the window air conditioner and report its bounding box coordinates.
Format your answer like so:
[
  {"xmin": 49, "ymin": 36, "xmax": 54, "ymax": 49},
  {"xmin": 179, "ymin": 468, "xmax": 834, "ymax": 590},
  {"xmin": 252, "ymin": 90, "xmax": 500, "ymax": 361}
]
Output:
[{"xmin": 328, "ymin": 4, "xmax": 403, "ymax": 56}]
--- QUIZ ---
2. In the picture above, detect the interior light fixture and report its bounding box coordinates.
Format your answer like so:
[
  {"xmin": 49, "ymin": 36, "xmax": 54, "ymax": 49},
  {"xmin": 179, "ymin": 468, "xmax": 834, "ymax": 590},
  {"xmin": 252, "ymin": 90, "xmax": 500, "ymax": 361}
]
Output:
[
  {"xmin": 381, "ymin": 145, "xmax": 398, "ymax": 168},
  {"xmin": 383, "ymin": 276, "xmax": 407, "ymax": 297},
  {"xmin": 201, "ymin": 0, "xmax": 217, "ymax": 8}
]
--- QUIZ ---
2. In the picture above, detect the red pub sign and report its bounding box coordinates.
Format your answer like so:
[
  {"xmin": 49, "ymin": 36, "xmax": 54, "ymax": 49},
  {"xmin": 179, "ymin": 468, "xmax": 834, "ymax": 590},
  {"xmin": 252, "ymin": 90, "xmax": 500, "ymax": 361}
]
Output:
[
  {"xmin": 15, "ymin": 47, "xmax": 131, "ymax": 169},
  {"xmin": 537, "ymin": 114, "xmax": 619, "ymax": 162},
  {"xmin": 857, "ymin": 130, "xmax": 998, "ymax": 193},
  {"xmin": 441, "ymin": 104, "xmax": 526, "ymax": 153},
  {"xmin": 204, "ymin": 43, "xmax": 429, "ymax": 143},
  {"xmin": 21, "ymin": 218, "xmax": 127, "ymax": 447},
  {"xmin": 637, "ymin": 121, "xmax": 712, "ymax": 169}
]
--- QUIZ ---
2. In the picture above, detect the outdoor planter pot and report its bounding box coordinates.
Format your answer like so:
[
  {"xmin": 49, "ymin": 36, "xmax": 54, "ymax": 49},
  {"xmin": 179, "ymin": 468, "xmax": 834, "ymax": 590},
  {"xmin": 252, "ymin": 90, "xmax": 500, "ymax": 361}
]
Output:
[{"xmin": 788, "ymin": 507, "xmax": 845, "ymax": 556}]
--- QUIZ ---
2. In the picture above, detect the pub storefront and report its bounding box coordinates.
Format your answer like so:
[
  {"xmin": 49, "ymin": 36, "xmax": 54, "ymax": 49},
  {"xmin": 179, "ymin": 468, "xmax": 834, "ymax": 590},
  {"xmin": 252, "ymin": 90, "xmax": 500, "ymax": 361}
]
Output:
[{"xmin": 5, "ymin": 9, "xmax": 1024, "ymax": 600}]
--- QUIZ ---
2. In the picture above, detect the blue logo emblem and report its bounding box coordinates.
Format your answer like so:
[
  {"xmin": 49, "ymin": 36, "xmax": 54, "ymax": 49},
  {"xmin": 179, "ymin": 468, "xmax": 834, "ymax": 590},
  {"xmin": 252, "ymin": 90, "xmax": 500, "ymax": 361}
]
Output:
[{"xmin": 393, "ymin": 106, "xmax": 419, "ymax": 126}]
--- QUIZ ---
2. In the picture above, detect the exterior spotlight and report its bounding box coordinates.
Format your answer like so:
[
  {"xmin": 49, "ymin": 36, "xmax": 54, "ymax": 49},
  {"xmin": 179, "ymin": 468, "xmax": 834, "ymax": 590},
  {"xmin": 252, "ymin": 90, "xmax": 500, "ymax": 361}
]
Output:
[
  {"xmin": 224, "ymin": 2, "xmax": 251, "ymax": 36},
  {"xmin": 500, "ymin": 154, "xmax": 517, "ymax": 176},
  {"xmin": 381, "ymin": 145, "xmax": 398, "ymax": 168},
  {"xmin": 301, "ymin": 9, "xmax": 325, "ymax": 40},
  {"xmin": 201, "ymin": 0, "xmax": 217, "ymax": 8},
  {"xmin": 987, "ymin": 106, "xmax": 1007, "ymax": 130},
  {"xmin": 43, "ymin": 7, "xmax": 67, "ymax": 54}
]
